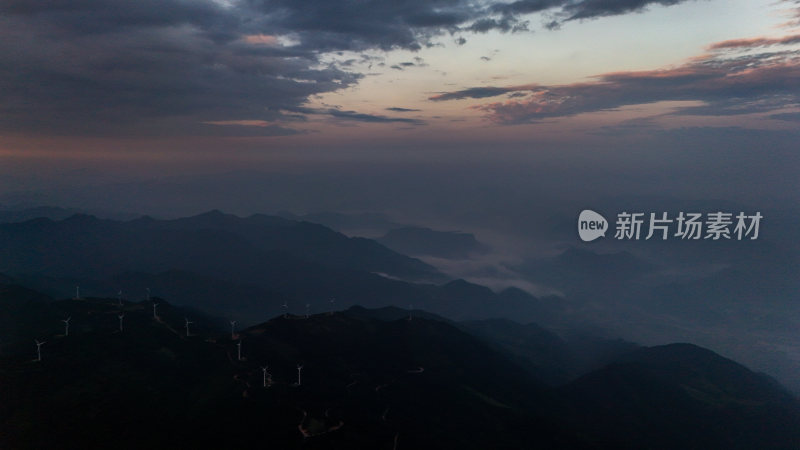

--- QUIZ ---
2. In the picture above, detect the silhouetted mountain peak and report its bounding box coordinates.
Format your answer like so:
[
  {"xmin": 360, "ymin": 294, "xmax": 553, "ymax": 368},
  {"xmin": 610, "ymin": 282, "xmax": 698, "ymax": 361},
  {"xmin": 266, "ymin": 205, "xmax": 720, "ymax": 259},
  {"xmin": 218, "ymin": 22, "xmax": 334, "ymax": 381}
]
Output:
[
  {"xmin": 570, "ymin": 342, "xmax": 798, "ymax": 410},
  {"xmin": 184, "ymin": 209, "xmax": 237, "ymax": 224}
]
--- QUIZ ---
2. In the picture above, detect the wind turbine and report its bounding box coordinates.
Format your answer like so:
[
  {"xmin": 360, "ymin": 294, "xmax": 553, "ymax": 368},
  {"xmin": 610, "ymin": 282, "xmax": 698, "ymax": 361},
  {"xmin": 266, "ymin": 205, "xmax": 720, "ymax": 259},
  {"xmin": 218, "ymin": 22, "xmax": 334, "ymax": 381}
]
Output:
[
  {"xmin": 117, "ymin": 290, "xmax": 123, "ymax": 308},
  {"xmin": 34, "ymin": 339, "xmax": 45, "ymax": 362},
  {"xmin": 296, "ymin": 364, "xmax": 304, "ymax": 386},
  {"xmin": 282, "ymin": 302, "xmax": 288, "ymax": 318},
  {"xmin": 329, "ymin": 298, "xmax": 336, "ymax": 315},
  {"xmin": 230, "ymin": 320, "xmax": 237, "ymax": 339},
  {"xmin": 152, "ymin": 302, "xmax": 159, "ymax": 319},
  {"xmin": 75, "ymin": 285, "xmax": 80, "ymax": 300},
  {"xmin": 261, "ymin": 366, "xmax": 271, "ymax": 387},
  {"xmin": 118, "ymin": 313, "xmax": 125, "ymax": 332},
  {"xmin": 305, "ymin": 304, "xmax": 310, "ymax": 319},
  {"xmin": 184, "ymin": 318, "xmax": 192, "ymax": 337},
  {"xmin": 236, "ymin": 340, "xmax": 243, "ymax": 361},
  {"xmin": 62, "ymin": 317, "xmax": 71, "ymax": 336}
]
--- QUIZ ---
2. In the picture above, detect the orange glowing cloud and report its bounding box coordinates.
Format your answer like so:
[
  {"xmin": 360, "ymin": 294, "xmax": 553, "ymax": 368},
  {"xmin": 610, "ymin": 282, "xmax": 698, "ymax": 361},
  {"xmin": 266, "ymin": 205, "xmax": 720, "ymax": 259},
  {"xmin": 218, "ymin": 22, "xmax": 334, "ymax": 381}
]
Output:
[
  {"xmin": 443, "ymin": 47, "xmax": 800, "ymax": 124},
  {"xmin": 204, "ymin": 120, "xmax": 274, "ymax": 127},
  {"xmin": 242, "ymin": 34, "xmax": 280, "ymax": 46}
]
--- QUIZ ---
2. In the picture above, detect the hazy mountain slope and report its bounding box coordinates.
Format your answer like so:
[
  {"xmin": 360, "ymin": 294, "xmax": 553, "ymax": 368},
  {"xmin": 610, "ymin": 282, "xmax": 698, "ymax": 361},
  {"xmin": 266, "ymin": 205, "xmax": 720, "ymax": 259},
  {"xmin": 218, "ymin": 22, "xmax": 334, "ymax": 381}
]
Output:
[
  {"xmin": 460, "ymin": 319, "xmax": 639, "ymax": 386},
  {"xmin": 150, "ymin": 210, "xmax": 444, "ymax": 282},
  {"xmin": 0, "ymin": 218, "xmax": 564, "ymax": 325},
  {"xmin": 560, "ymin": 343, "xmax": 800, "ymax": 449},
  {"xmin": 0, "ymin": 212, "xmax": 443, "ymax": 283}
]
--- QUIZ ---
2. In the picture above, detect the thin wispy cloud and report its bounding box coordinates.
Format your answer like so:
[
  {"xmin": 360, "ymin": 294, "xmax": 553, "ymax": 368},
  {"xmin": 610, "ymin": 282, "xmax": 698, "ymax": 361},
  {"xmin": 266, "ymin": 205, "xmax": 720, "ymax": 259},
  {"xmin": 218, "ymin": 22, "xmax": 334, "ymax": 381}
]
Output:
[
  {"xmin": 707, "ymin": 33, "xmax": 800, "ymax": 50},
  {"xmin": 430, "ymin": 39, "xmax": 800, "ymax": 123},
  {"xmin": 291, "ymin": 107, "xmax": 427, "ymax": 125}
]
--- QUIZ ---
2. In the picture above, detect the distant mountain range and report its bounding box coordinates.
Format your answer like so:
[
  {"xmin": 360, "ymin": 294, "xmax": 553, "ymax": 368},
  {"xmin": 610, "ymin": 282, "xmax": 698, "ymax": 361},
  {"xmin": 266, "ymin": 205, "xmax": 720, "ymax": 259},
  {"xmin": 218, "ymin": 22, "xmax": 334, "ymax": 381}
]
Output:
[
  {"xmin": 275, "ymin": 212, "xmax": 490, "ymax": 260},
  {"xmin": 1, "ymin": 286, "xmax": 797, "ymax": 449},
  {"xmin": 0, "ymin": 205, "xmax": 139, "ymax": 222},
  {"xmin": 0, "ymin": 212, "xmax": 566, "ymax": 325},
  {"xmin": 0, "ymin": 205, "xmax": 85, "ymax": 223},
  {"xmin": 0, "ymin": 210, "xmax": 443, "ymax": 281}
]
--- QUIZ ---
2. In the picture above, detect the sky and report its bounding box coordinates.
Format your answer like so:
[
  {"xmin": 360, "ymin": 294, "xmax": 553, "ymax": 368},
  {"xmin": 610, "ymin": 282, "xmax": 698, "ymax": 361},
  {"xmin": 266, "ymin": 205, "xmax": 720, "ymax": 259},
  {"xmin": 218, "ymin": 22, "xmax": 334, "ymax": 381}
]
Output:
[
  {"xmin": 0, "ymin": 1, "xmax": 798, "ymax": 149},
  {"xmin": 0, "ymin": 0, "xmax": 798, "ymax": 213}
]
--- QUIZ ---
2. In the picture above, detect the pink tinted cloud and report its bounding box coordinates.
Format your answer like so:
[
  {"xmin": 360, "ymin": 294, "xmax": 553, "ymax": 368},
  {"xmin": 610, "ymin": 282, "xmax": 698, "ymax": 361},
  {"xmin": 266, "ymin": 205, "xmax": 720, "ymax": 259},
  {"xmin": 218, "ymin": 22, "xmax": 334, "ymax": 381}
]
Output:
[
  {"xmin": 436, "ymin": 38, "xmax": 800, "ymax": 124},
  {"xmin": 204, "ymin": 120, "xmax": 274, "ymax": 127},
  {"xmin": 708, "ymin": 33, "xmax": 800, "ymax": 50},
  {"xmin": 242, "ymin": 34, "xmax": 280, "ymax": 46}
]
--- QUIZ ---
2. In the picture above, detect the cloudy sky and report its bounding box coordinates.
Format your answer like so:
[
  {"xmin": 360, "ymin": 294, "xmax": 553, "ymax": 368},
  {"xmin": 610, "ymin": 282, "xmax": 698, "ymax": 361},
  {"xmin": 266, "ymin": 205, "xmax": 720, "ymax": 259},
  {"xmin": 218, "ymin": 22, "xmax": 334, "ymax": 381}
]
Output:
[{"xmin": 0, "ymin": 0, "xmax": 798, "ymax": 212}]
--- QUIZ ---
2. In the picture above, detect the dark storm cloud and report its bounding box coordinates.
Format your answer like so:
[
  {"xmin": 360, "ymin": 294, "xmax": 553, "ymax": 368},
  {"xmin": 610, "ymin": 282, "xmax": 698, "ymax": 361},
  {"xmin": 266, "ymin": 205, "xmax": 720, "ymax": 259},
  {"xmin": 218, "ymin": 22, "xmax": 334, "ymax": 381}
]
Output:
[
  {"xmin": 244, "ymin": 0, "xmax": 478, "ymax": 51},
  {"xmin": 465, "ymin": 17, "xmax": 528, "ymax": 33},
  {"xmin": 491, "ymin": 0, "xmax": 564, "ymax": 15},
  {"xmin": 390, "ymin": 61, "xmax": 420, "ymax": 70},
  {"xmin": 491, "ymin": 0, "xmax": 693, "ymax": 24},
  {"xmin": 323, "ymin": 109, "xmax": 426, "ymax": 125},
  {"xmin": 1, "ymin": 0, "xmax": 479, "ymax": 136},
  {"xmin": 430, "ymin": 47, "xmax": 800, "ymax": 123},
  {"xmin": 429, "ymin": 86, "xmax": 537, "ymax": 101},
  {"xmin": 291, "ymin": 107, "xmax": 426, "ymax": 125},
  {"xmin": 563, "ymin": 0, "xmax": 687, "ymax": 21},
  {"xmin": 0, "ymin": 0, "xmax": 700, "ymax": 137},
  {"xmin": 0, "ymin": 0, "xmax": 231, "ymax": 36},
  {"xmin": 0, "ymin": 0, "xmax": 364, "ymax": 136},
  {"xmin": 386, "ymin": 107, "xmax": 422, "ymax": 112}
]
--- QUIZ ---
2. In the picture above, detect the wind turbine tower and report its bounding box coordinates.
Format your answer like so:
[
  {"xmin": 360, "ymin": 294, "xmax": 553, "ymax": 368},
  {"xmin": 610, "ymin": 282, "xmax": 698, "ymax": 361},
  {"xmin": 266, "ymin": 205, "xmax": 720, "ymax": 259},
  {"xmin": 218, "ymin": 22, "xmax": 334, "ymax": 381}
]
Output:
[
  {"xmin": 153, "ymin": 302, "xmax": 159, "ymax": 319},
  {"xmin": 62, "ymin": 317, "xmax": 71, "ymax": 336},
  {"xmin": 282, "ymin": 302, "xmax": 288, "ymax": 318},
  {"xmin": 184, "ymin": 318, "xmax": 192, "ymax": 337},
  {"xmin": 230, "ymin": 320, "xmax": 237, "ymax": 339},
  {"xmin": 329, "ymin": 298, "xmax": 336, "ymax": 315},
  {"xmin": 237, "ymin": 340, "xmax": 242, "ymax": 361},
  {"xmin": 75, "ymin": 286, "xmax": 80, "ymax": 300},
  {"xmin": 305, "ymin": 304, "xmax": 310, "ymax": 319},
  {"xmin": 261, "ymin": 366, "xmax": 271, "ymax": 387},
  {"xmin": 34, "ymin": 339, "xmax": 46, "ymax": 362},
  {"xmin": 296, "ymin": 364, "xmax": 304, "ymax": 386},
  {"xmin": 118, "ymin": 313, "xmax": 125, "ymax": 332}
]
